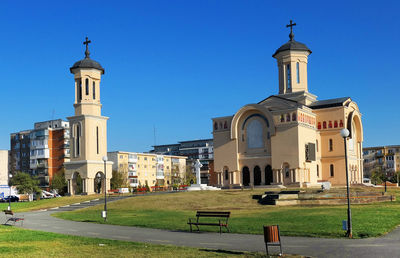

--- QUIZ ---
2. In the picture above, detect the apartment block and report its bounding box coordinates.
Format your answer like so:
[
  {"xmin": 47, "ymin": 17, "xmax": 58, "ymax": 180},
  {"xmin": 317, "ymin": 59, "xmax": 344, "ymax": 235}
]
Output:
[
  {"xmin": 108, "ymin": 151, "xmax": 187, "ymax": 188},
  {"xmin": 10, "ymin": 119, "xmax": 70, "ymax": 188},
  {"xmin": 10, "ymin": 130, "xmax": 31, "ymax": 174},
  {"xmin": 152, "ymin": 138, "xmax": 213, "ymax": 184},
  {"xmin": 363, "ymin": 145, "xmax": 400, "ymax": 178}
]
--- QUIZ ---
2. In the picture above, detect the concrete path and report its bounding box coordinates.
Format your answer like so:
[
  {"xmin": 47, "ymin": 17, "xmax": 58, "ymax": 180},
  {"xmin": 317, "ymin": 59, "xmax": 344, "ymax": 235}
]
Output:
[{"xmin": 11, "ymin": 197, "xmax": 400, "ymax": 257}]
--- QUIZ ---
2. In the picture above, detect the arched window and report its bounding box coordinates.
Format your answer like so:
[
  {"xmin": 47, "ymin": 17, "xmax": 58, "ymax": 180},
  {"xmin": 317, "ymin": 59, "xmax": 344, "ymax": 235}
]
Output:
[
  {"xmin": 225, "ymin": 170, "xmax": 229, "ymax": 180},
  {"xmin": 93, "ymin": 81, "xmax": 96, "ymax": 99},
  {"xmin": 334, "ymin": 120, "xmax": 338, "ymax": 128},
  {"xmin": 323, "ymin": 121, "xmax": 327, "ymax": 129},
  {"xmin": 286, "ymin": 64, "xmax": 291, "ymax": 89},
  {"xmin": 247, "ymin": 119, "xmax": 263, "ymax": 149},
  {"xmin": 329, "ymin": 139, "xmax": 333, "ymax": 151},
  {"xmin": 224, "ymin": 121, "xmax": 228, "ymax": 129},
  {"xmin": 78, "ymin": 80, "xmax": 82, "ymax": 101},
  {"xmin": 330, "ymin": 164, "xmax": 334, "ymax": 177},
  {"xmin": 214, "ymin": 122, "xmax": 218, "ymax": 130},
  {"xmin": 328, "ymin": 121, "xmax": 332, "ymax": 128},
  {"xmin": 339, "ymin": 120, "xmax": 344, "ymax": 127},
  {"xmin": 85, "ymin": 78, "xmax": 89, "ymax": 95},
  {"xmin": 96, "ymin": 126, "xmax": 99, "ymax": 154},
  {"xmin": 292, "ymin": 113, "xmax": 297, "ymax": 121},
  {"xmin": 286, "ymin": 114, "xmax": 290, "ymax": 122},
  {"xmin": 296, "ymin": 62, "xmax": 300, "ymax": 83},
  {"xmin": 76, "ymin": 124, "xmax": 81, "ymax": 156},
  {"xmin": 280, "ymin": 114, "xmax": 284, "ymax": 122},
  {"xmin": 317, "ymin": 164, "xmax": 320, "ymax": 177},
  {"xmin": 318, "ymin": 122, "xmax": 321, "ymax": 129}
]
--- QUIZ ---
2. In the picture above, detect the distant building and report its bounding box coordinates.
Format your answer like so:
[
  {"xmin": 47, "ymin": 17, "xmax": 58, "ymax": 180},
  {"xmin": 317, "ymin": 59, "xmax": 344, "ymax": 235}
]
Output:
[
  {"xmin": 363, "ymin": 145, "xmax": 400, "ymax": 179},
  {"xmin": 10, "ymin": 119, "xmax": 70, "ymax": 188},
  {"xmin": 108, "ymin": 151, "xmax": 187, "ymax": 188},
  {"xmin": 152, "ymin": 139, "xmax": 214, "ymax": 184},
  {"xmin": 10, "ymin": 130, "xmax": 31, "ymax": 174},
  {"xmin": 30, "ymin": 119, "xmax": 70, "ymax": 187},
  {"xmin": 0, "ymin": 150, "xmax": 9, "ymax": 186}
]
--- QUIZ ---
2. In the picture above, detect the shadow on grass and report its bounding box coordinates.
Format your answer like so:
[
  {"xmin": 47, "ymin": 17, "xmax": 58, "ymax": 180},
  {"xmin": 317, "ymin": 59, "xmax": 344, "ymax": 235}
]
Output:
[{"xmin": 199, "ymin": 249, "xmax": 246, "ymax": 255}]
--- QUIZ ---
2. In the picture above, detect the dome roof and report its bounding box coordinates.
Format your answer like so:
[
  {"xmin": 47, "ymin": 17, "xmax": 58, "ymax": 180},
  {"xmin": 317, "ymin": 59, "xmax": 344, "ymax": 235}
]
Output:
[
  {"xmin": 70, "ymin": 57, "xmax": 105, "ymax": 74},
  {"xmin": 272, "ymin": 39, "xmax": 312, "ymax": 57}
]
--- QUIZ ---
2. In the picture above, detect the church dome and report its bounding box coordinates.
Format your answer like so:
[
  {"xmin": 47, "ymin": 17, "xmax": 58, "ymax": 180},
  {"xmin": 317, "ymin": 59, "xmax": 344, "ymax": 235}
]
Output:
[
  {"xmin": 70, "ymin": 57, "xmax": 105, "ymax": 74},
  {"xmin": 272, "ymin": 39, "xmax": 312, "ymax": 57}
]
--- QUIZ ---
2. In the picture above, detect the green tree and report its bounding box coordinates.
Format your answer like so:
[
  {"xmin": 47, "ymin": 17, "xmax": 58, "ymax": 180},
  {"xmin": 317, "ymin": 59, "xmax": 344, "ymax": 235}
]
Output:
[
  {"xmin": 51, "ymin": 168, "xmax": 67, "ymax": 195},
  {"xmin": 371, "ymin": 167, "xmax": 386, "ymax": 185},
  {"xmin": 11, "ymin": 172, "xmax": 41, "ymax": 196},
  {"xmin": 110, "ymin": 170, "xmax": 127, "ymax": 189},
  {"xmin": 184, "ymin": 164, "xmax": 196, "ymax": 185}
]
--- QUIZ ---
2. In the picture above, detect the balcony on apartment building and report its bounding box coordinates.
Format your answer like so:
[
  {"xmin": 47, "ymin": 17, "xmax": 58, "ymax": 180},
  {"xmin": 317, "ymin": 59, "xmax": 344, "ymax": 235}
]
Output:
[
  {"xmin": 156, "ymin": 171, "xmax": 164, "ymax": 179},
  {"xmin": 31, "ymin": 139, "xmax": 48, "ymax": 149},
  {"xmin": 30, "ymin": 149, "xmax": 50, "ymax": 159},
  {"xmin": 128, "ymin": 154, "xmax": 138, "ymax": 163},
  {"xmin": 128, "ymin": 171, "xmax": 137, "ymax": 177}
]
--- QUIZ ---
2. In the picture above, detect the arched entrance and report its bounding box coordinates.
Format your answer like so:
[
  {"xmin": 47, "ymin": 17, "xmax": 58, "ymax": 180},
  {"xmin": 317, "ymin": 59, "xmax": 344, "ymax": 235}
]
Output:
[
  {"xmin": 254, "ymin": 166, "xmax": 261, "ymax": 185},
  {"xmin": 242, "ymin": 166, "xmax": 250, "ymax": 186},
  {"xmin": 94, "ymin": 171, "xmax": 105, "ymax": 194},
  {"xmin": 72, "ymin": 172, "xmax": 83, "ymax": 195},
  {"xmin": 265, "ymin": 165, "xmax": 273, "ymax": 185}
]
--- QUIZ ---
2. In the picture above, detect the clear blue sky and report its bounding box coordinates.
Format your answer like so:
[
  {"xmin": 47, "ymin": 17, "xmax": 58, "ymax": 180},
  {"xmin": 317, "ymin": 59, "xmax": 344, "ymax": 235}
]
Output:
[{"xmin": 0, "ymin": 0, "xmax": 399, "ymax": 152}]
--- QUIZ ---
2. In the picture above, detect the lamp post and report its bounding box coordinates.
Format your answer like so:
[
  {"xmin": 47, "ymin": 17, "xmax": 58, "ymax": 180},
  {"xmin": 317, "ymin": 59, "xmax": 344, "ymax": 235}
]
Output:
[
  {"xmin": 340, "ymin": 128, "xmax": 352, "ymax": 238},
  {"xmin": 8, "ymin": 173, "xmax": 13, "ymax": 211},
  {"xmin": 102, "ymin": 156, "xmax": 108, "ymax": 222}
]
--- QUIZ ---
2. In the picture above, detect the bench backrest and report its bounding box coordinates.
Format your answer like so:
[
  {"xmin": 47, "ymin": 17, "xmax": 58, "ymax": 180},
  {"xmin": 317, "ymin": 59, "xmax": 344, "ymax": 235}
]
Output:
[
  {"xmin": 196, "ymin": 211, "xmax": 230, "ymax": 218},
  {"xmin": 3, "ymin": 210, "xmax": 14, "ymax": 215}
]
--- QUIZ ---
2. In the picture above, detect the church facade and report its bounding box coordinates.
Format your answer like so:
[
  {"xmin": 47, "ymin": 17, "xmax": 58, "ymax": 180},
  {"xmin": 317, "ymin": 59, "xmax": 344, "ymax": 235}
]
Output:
[{"xmin": 212, "ymin": 24, "xmax": 363, "ymax": 187}]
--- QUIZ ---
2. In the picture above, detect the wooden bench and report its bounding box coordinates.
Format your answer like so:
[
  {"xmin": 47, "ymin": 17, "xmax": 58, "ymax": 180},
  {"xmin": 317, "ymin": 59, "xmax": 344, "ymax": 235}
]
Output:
[
  {"xmin": 187, "ymin": 211, "xmax": 230, "ymax": 234},
  {"xmin": 3, "ymin": 210, "xmax": 24, "ymax": 226}
]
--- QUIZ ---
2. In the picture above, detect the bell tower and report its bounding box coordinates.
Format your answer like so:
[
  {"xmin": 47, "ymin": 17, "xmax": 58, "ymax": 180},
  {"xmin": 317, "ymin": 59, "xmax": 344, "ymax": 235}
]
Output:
[
  {"xmin": 64, "ymin": 37, "xmax": 112, "ymax": 195},
  {"xmin": 273, "ymin": 20, "xmax": 312, "ymax": 95}
]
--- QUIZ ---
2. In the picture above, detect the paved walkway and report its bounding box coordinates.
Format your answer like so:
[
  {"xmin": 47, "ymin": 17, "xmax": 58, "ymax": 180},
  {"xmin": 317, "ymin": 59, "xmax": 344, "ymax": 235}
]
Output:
[{"xmin": 11, "ymin": 197, "xmax": 400, "ymax": 257}]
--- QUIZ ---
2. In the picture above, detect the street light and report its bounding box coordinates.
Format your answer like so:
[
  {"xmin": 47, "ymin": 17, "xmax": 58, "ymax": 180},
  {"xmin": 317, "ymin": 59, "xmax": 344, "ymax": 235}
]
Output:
[
  {"xmin": 340, "ymin": 128, "xmax": 352, "ymax": 238},
  {"xmin": 8, "ymin": 174, "xmax": 13, "ymax": 211},
  {"xmin": 102, "ymin": 156, "xmax": 108, "ymax": 222}
]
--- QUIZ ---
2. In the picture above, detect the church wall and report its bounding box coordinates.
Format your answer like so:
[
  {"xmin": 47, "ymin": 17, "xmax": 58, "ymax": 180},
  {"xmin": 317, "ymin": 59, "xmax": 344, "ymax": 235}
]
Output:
[
  {"xmin": 213, "ymin": 130, "xmax": 238, "ymax": 173},
  {"xmin": 271, "ymin": 125, "xmax": 299, "ymax": 169},
  {"xmin": 297, "ymin": 125, "xmax": 318, "ymax": 184}
]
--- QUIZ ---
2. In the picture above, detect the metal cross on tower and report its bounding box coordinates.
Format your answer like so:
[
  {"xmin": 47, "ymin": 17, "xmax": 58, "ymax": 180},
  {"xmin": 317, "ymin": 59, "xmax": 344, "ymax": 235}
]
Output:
[
  {"xmin": 83, "ymin": 37, "xmax": 91, "ymax": 58},
  {"xmin": 286, "ymin": 20, "xmax": 297, "ymax": 41}
]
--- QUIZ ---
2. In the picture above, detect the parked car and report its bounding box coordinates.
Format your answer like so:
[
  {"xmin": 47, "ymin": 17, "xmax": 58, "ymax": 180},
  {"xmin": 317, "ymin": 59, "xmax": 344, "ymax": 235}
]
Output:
[{"xmin": 4, "ymin": 195, "xmax": 19, "ymax": 202}]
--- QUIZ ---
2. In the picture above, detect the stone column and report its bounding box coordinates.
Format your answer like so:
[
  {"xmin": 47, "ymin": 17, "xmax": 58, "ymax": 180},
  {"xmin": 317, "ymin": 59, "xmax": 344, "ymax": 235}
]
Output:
[
  {"xmin": 67, "ymin": 179, "xmax": 72, "ymax": 195},
  {"xmin": 261, "ymin": 167, "xmax": 266, "ymax": 185},
  {"xmin": 250, "ymin": 168, "xmax": 254, "ymax": 186}
]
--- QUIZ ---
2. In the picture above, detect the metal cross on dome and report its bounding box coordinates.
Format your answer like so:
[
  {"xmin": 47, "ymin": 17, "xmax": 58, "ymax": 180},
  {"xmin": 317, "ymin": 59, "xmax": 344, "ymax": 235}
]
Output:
[
  {"xmin": 83, "ymin": 37, "xmax": 91, "ymax": 58},
  {"xmin": 286, "ymin": 20, "xmax": 296, "ymax": 41}
]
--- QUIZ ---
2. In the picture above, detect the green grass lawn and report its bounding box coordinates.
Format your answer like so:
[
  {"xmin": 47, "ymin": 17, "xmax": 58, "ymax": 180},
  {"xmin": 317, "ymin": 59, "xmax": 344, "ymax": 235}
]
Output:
[
  {"xmin": 0, "ymin": 226, "xmax": 267, "ymax": 258},
  {"xmin": 54, "ymin": 187, "xmax": 400, "ymax": 239},
  {"xmin": 0, "ymin": 195, "xmax": 104, "ymax": 212}
]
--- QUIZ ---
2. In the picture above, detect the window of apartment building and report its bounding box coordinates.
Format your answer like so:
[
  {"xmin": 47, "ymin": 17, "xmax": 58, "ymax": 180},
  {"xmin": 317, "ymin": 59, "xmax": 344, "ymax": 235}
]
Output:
[
  {"xmin": 120, "ymin": 155, "xmax": 123, "ymax": 159},
  {"xmin": 329, "ymin": 139, "xmax": 333, "ymax": 151},
  {"xmin": 330, "ymin": 164, "xmax": 334, "ymax": 177}
]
